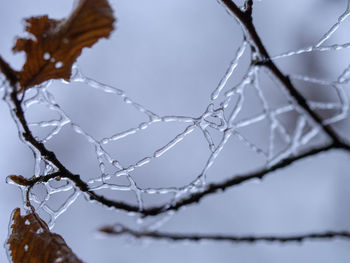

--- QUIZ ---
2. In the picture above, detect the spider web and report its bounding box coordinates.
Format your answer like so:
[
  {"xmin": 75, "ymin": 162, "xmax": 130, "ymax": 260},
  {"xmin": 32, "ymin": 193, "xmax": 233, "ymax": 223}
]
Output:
[{"xmin": 2, "ymin": 0, "xmax": 350, "ymax": 232}]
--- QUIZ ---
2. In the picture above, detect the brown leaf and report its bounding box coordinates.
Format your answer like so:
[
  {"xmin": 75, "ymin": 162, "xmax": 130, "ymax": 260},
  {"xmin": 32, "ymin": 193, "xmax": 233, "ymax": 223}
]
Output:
[
  {"xmin": 6, "ymin": 208, "xmax": 83, "ymax": 263},
  {"xmin": 8, "ymin": 175, "xmax": 31, "ymax": 186},
  {"xmin": 13, "ymin": 0, "xmax": 115, "ymax": 90}
]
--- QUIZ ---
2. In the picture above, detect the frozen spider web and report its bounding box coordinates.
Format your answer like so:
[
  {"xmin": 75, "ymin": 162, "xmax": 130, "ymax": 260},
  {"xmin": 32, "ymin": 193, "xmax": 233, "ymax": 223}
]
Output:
[{"xmin": 2, "ymin": 0, "xmax": 350, "ymax": 231}]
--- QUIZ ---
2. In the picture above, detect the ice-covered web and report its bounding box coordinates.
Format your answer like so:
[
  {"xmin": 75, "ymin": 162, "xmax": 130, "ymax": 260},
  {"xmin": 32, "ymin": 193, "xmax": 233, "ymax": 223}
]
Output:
[{"xmin": 2, "ymin": 0, "xmax": 350, "ymax": 230}]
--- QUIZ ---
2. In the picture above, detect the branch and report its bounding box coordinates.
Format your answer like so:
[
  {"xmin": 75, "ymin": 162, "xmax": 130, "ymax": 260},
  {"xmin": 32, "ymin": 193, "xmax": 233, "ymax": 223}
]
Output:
[
  {"xmin": 220, "ymin": 0, "xmax": 350, "ymax": 151},
  {"xmin": 100, "ymin": 224, "xmax": 350, "ymax": 244}
]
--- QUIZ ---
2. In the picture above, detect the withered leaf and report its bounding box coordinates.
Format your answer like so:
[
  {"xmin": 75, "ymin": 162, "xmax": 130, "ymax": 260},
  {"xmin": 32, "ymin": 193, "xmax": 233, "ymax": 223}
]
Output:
[
  {"xmin": 13, "ymin": 0, "xmax": 115, "ymax": 90},
  {"xmin": 8, "ymin": 175, "xmax": 31, "ymax": 186},
  {"xmin": 6, "ymin": 208, "xmax": 83, "ymax": 263}
]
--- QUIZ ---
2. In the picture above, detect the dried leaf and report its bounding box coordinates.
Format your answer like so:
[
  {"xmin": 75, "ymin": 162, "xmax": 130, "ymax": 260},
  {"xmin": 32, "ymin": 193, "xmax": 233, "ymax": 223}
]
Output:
[
  {"xmin": 6, "ymin": 208, "xmax": 83, "ymax": 263},
  {"xmin": 13, "ymin": 0, "xmax": 115, "ymax": 90}
]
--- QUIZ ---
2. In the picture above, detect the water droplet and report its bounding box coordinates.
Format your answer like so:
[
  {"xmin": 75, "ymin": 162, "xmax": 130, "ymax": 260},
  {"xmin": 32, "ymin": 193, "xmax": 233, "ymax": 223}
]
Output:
[
  {"xmin": 101, "ymin": 138, "xmax": 109, "ymax": 144},
  {"xmin": 139, "ymin": 122, "xmax": 148, "ymax": 130},
  {"xmin": 43, "ymin": 52, "xmax": 50, "ymax": 60},
  {"xmin": 55, "ymin": 61, "xmax": 63, "ymax": 68}
]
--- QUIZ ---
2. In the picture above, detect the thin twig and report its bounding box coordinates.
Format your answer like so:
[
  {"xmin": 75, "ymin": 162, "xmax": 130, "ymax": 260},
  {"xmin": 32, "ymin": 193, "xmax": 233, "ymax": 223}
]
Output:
[
  {"xmin": 100, "ymin": 224, "xmax": 350, "ymax": 244},
  {"xmin": 244, "ymin": 0, "xmax": 253, "ymax": 18}
]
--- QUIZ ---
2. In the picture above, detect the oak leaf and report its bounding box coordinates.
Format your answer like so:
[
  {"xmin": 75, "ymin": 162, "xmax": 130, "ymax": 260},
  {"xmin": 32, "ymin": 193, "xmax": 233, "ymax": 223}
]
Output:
[
  {"xmin": 13, "ymin": 0, "xmax": 115, "ymax": 90},
  {"xmin": 6, "ymin": 208, "xmax": 83, "ymax": 263}
]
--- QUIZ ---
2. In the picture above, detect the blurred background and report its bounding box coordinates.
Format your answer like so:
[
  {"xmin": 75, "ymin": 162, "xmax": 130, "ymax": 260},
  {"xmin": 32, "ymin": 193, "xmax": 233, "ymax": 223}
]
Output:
[{"xmin": 1, "ymin": 0, "xmax": 350, "ymax": 262}]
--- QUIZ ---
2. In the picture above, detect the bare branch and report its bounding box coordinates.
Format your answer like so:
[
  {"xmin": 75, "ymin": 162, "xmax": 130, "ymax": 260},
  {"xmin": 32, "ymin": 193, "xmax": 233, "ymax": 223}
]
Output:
[
  {"xmin": 244, "ymin": 0, "xmax": 253, "ymax": 18},
  {"xmin": 100, "ymin": 224, "xmax": 350, "ymax": 244}
]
